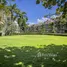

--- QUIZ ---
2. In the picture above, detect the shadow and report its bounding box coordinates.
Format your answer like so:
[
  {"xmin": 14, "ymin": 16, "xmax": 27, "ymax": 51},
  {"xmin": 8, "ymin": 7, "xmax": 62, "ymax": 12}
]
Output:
[{"xmin": 0, "ymin": 44, "xmax": 67, "ymax": 67}]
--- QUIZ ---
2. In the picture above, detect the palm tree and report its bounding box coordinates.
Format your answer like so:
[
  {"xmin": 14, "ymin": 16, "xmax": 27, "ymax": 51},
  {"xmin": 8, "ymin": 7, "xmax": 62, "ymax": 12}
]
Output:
[
  {"xmin": 17, "ymin": 11, "xmax": 28, "ymax": 32},
  {"xmin": 0, "ymin": 0, "xmax": 28, "ymax": 35}
]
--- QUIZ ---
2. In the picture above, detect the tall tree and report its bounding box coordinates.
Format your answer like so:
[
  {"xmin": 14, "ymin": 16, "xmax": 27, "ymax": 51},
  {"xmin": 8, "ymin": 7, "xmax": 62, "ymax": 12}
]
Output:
[
  {"xmin": 0, "ymin": 0, "xmax": 28, "ymax": 34},
  {"xmin": 17, "ymin": 11, "xmax": 28, "ymax": 32}
]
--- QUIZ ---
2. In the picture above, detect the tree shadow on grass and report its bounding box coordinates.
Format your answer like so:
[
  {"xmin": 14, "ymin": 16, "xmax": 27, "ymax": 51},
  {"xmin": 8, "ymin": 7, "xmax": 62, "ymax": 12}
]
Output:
[{"xmin": 0, "ymin": 44, "xmax": 67, "ymax": 67}]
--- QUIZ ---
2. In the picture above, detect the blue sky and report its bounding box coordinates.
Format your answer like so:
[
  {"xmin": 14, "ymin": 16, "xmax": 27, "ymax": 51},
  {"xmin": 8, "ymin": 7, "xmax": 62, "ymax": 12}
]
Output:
[{"xmin": 16, "ymin": 0, "xmax": 57, "ymax": 24}]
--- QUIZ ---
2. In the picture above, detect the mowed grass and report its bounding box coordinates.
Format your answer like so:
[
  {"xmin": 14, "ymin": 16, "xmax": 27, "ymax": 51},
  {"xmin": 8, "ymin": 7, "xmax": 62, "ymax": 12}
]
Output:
[{"xmin": 0, "ymin": 35, "xmax": 67, "ymax": 47}]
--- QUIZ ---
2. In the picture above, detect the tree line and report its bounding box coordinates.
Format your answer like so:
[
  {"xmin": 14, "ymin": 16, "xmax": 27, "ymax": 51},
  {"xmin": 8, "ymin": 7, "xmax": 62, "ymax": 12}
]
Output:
[{"xmin": 0, "ymin": 0, "xmax": 67, "ymax": 36}]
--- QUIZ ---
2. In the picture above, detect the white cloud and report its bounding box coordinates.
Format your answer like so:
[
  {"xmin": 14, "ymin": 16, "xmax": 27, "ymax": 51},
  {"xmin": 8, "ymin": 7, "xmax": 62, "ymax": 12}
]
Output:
[
  {"xmin": 37, "ymin": 17, "xmax": 50, "ymax": 23},
  {"xmin": 37, "ymin": 19, "xmax": 44, "ymax": 23},
  {"xmin": 27, "ymin": 22, "xmax": 35, "ymax": 26},
  {"xmin": 51, "ymin": 15, "xmax": 58, "ymax": 18},
  {"xmin": 27, "ymin": 17, "xmax": 52, "ymax": 25},
  {"xmin": 42, "ymin": 17, "xmax": 50, "ymax": 21}
]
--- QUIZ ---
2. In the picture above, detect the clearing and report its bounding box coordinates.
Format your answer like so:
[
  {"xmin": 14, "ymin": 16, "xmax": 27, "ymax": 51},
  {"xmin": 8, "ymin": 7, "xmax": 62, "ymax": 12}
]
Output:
[{"xmin": 0, "ymin": 35, "xmax": 67, "ymax": 47}]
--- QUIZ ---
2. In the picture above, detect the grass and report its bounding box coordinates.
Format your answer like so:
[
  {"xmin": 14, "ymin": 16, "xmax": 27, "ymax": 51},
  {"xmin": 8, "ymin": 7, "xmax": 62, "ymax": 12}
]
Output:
[{"xmin": 0, "ymin": 35, "xmax": 67, "ymax": 47}]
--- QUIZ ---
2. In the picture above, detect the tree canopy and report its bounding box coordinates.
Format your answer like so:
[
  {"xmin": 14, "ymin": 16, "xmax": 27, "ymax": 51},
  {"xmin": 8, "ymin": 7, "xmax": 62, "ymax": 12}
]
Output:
[{"xmin": 36, "ymin": 0, "xmax": 67, "ymax": 18}]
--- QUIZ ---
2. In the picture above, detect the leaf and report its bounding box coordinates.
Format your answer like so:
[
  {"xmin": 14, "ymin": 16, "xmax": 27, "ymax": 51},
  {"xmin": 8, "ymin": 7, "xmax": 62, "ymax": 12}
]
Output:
[
  {"xmin": 0, "ymin": 4, "xmax": 4, "ymax": 9},
  {"xmin": 36, "ymin": 0, "xmax": 40, "ymax": 4}
]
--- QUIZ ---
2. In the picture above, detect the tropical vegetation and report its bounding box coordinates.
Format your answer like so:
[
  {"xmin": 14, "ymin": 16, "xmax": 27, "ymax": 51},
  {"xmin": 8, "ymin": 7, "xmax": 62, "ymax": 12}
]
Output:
[{"xmin": 0, "ymin": 0, "xmax": 67, "ymax": 67}]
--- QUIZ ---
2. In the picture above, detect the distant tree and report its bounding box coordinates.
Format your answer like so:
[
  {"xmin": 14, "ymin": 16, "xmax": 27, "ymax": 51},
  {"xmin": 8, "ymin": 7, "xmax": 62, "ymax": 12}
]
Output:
[{"xmin": 40, "ymin": 24, "xmax": 45, "ymax": 34}]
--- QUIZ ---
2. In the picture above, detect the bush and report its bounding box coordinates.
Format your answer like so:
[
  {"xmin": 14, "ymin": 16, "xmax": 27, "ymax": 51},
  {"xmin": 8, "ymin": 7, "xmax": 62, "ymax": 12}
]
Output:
[
  {"xmin": 10, "ymin": 32, "xmax": 67, "ymax": 36},
  {"xmin": 44, "ymin": 33, "xmax": 67, "ymax": 36}
]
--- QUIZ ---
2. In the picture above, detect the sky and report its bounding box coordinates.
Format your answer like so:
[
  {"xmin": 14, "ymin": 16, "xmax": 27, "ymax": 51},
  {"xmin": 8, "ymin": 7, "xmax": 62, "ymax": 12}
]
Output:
[{"xmin": 16, "ymin": 0, "xmax": 57, "ymax": 24}]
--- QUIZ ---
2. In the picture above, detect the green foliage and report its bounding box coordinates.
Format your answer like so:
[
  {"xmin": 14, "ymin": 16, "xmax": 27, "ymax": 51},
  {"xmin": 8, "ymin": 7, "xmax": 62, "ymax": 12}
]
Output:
[
  {"xmin": 0, "ymin": 4, "xmax": 5, "ymax": 9},
  {"xmin": 0, "ymin": 0, "xmax": 28, "ymax": 35},
  {"xmin": 36, "ymin": 0, "xmax": 67, "ymax": 17},
  {"xmin": 0, "ymin": 0, "xmax": 7, "ymax": 5},
  {"xmin": 36, "ymin": 0, "xmax": 40, "ymax": 4},
  {"xmin": 17, "ymin": 11, "xmax": 28, "ymax": 32}
]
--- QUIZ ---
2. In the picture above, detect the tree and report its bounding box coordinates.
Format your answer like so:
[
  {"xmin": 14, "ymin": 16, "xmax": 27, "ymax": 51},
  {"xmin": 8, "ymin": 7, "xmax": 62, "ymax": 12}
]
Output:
[
  {"xmin": 0, "ymin": 0, "xmax": 17, "ymax": 35},
  {"xmin": 0, "ymin": 0, "xmax": 7, "ymax": 35},
  {"xmin": 36, "ymin": 0, "xmax": 67, "ymax": 18},
  {"xmin": 6, "ymin": 0, "xmax": 28, "ymax": 33},
  {"xmin": 17, "ymin": 11, "xmax": 28, "ymax": 32},
  {"xmin": 0, "ymin": 0, "xmax": 28, "ymax": 35},
  {"xmin": 40, "ymin": 24, "xmax": 45, "ymax": 34}
]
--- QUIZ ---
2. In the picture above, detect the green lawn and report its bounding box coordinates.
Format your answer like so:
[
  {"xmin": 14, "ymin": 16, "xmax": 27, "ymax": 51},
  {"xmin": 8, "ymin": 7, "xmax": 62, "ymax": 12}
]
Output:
[{"xmin": 0, "ymin": 35, "xmax": 67, "ymax": 47}]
